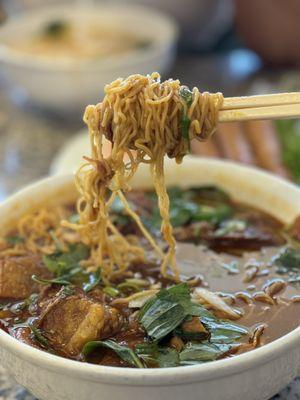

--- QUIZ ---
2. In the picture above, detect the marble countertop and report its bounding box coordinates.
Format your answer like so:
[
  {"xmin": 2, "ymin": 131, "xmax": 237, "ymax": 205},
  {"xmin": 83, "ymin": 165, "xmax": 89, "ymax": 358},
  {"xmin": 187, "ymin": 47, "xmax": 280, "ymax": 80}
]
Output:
[{"xmin": 0, "ymin": 53, "xmax": 299, "ymax": 399}]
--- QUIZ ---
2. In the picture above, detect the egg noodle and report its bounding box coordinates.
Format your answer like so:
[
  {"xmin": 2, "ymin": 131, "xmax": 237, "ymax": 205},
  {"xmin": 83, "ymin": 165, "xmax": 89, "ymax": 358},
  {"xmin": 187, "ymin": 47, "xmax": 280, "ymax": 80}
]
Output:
[
  {"xmin": 62, "ymin": 73, "xmax": 223, "ymax": 280},
  {"xmin": 0, "ymin": 206, "xmax": 74, "ymax": 257}
]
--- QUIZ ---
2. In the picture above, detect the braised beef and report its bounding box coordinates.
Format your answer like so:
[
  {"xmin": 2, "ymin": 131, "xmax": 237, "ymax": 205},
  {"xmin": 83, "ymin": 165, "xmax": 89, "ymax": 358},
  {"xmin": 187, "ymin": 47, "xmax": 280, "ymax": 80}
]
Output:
[
  {"xmin": 35, "ymin": 288, "xmax": 124, "ymax": 358},
  {"xmin": 0, "ymin": 255, "xmax": 52, "ymax": 300}
]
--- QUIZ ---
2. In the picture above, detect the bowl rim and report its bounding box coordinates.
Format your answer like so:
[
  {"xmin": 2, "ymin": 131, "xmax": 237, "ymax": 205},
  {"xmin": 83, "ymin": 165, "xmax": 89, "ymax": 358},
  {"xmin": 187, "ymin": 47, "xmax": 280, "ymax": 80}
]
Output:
[
  {"xmin": 1, "ymin": 160, "xmax": 300, "ymax": 386},
  {"xmin": 0, "ymin": 3, "xmax": 178, "ymax": 72}
]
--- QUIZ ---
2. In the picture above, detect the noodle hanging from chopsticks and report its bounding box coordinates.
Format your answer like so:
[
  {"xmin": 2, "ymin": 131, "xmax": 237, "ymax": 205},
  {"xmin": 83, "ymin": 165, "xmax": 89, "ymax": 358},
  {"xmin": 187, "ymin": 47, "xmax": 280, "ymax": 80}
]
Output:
[{"xmin": 64, "ymin": 73, "xmax": 223, "ymax": 279}]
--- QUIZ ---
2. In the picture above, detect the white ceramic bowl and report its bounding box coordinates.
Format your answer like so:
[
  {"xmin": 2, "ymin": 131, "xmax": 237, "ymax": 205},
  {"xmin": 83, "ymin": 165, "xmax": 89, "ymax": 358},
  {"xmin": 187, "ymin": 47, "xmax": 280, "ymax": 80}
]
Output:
[
  {"xmin": 0, "ymin": 4, "xmax": 178, "ymax": 113},
  {"xmin": 1, "ymin": 157, "xmax": 300, "ymax": 400}
]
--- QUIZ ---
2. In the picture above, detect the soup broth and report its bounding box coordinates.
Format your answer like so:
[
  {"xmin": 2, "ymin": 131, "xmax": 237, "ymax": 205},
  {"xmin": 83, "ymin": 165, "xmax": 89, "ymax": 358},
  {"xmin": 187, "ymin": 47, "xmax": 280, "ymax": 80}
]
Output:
[{"xmin": 0, "ymin": 186, "xmax": 299, "ymax": 368}]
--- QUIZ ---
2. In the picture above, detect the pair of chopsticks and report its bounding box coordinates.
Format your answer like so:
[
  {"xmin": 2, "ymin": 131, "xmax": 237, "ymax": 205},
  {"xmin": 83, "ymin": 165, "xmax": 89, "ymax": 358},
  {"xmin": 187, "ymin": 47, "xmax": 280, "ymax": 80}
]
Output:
[{"xmin": 219, "ymin": 92, "xmax": 300, "ymax": 122}]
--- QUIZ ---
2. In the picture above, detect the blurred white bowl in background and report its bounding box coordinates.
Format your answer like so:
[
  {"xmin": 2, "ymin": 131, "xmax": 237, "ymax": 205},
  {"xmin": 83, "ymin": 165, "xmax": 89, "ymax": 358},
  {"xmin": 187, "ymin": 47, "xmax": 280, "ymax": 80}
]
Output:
[{"xmin": 0, "ymin": 3, "xmax": 178, "ymax": 113}]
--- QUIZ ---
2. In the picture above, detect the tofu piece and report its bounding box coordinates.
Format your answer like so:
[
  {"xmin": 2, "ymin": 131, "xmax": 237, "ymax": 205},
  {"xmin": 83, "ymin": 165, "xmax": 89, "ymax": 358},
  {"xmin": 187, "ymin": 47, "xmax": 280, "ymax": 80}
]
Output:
[
  {"xmin": 37, "ymin": 289, "xmax": 123, "ymax": 357},
  {"xmin": 0, "ymin": 255, "xmax": 50, "ymax": 299}
]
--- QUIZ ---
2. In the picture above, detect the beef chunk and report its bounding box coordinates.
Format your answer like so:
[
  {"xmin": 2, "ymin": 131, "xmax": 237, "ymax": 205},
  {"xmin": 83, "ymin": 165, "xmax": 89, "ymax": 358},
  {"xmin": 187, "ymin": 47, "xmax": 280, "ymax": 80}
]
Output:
[
  {"xmin": 209, "ymin": 212, "xmax": 285, "ymax": 253},
  {"xmin": 208, "ymin": 226, "xmax": 284, "ymax": 253},
  {"xmin": 36, "ymin": 288, "xmax": 124, "ymax": 357},
  {"xmin": 0, "ymin": 255, "xmax": 51, "ymax": 300},
  {"xmin": 38, "ymin": 285, "xmax": 61, "ymax": 309},
  {"xmin": 174, "ymin": 218, "xmax": 284, "ymax": 254},
  {"xmin": 174, "ymin": 222, "xmax": 214, "ymax": 242}
]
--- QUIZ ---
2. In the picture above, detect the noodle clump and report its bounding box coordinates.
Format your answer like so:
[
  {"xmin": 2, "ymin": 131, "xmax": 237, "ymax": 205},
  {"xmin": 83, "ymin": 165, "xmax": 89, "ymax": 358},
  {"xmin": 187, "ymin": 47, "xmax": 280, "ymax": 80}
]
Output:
[{"xmin": 64, "ymin": 73, "xmax": 223, "ymax": 280}]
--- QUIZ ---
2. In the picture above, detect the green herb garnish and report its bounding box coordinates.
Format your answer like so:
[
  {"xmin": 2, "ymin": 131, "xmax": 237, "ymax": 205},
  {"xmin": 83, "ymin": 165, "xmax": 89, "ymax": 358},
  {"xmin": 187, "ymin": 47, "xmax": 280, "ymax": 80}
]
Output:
[
  {"xmin": 38, "ymin": 245, "xmax": 100, "ymax": 292},
  {"xmin": 118, "ymin": 278, "xmax": 149, "ymax": 294},
  {"xmin": 43, "ymin": 20, "xmax": 69, "ymax": 38},
  {"xmin": 42, "ymin": 243, "xmax": 89, "ymax": 279},
  {"xmin": 179, "ymin": 86, "xmax": 193, "ymax": 107},
  {"xmin": 31, "ymin": 275, "xmax": 71, "ymax": 286},
  {"xmin": 49, "ymin": 230, "xmax": 63, "ymax": 251},
  {"xmin": 187, "ymin": 186, "xmax": 231, "ymax": 205},
  {"xmin": 147, "ymin": 186, "xmax": 232, "ymax": 230},
  {"xmin": 82, "ymin": 340, "xmax": 144, "ymax": 368},
  {"xmin": 139, "ymin": 283, "xmax": 247, "ymax": 344},
  {"xmin": 83, "ymin": 268, "xmax": 102, "ymax": 293},
  {"xmin": 9, "ymin": 294, "xmax": 39, "ymax": 316},
  {"xmin": 139, "ymin": 283, "xmax": 202, "ymax": 341},
  {"xmin": 117, "ymin": 282, "xmax": 140, "ymax": 293},
  {"xmin": 60, "ymin": 285, "xmax": 76, "ymax": 297},
  {"xmin": 29, "ymin": 324, "xmax": 49, "ymax": 349},
  {"xmin": 274, "ymin": 247, "xmax": 300, "ymax": 274},
  {"xmin": 198, "ymin": 307, "xmax": 248, "ymax": 343},
  {"xmin": 181, "ymin": 115, "xmax": 191, "ymax": 143},
  {"xmin": 179, "ymin": 86, "xmax": 193, "ymax": 150},
  {"xmin": 6, "ymin": 235, "xmax": 24, "ymax": 245},
  {"xmin": 151, "ymin": 199, "xmax": 231, "ymax": 228},
  {"xmin": 103, "ymin": 286, "xmax": 120, "ymax": 297},
  {"xmin": 215, "ymin": 220, "xmax": 247, "ymax": 237},
  {"xmin": 179, "ymin": 342, "xmax": 231, "ymax": 365},
  {"xmin": 276, "ymin": 119, "xmax": 300, "ymax": 182},
  {"xmin": 135, "ymin": 342, "xmax": 179, "ymax": 368}
]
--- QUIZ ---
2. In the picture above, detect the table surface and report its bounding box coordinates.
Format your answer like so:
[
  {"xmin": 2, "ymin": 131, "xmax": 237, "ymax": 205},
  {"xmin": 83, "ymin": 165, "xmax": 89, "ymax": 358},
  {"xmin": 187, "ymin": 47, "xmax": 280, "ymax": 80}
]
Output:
[{"xmin": 0, "ymin": 53, "xmax": 299, "ymax": 399}]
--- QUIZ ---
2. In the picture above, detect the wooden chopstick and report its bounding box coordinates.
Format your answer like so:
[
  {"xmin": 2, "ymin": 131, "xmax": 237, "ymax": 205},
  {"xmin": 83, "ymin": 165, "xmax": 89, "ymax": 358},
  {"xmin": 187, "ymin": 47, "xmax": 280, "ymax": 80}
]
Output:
[
  {"xmin": 219, "ymin": 92, "xmax": 300, "ymax": 122},
  {"xmin": 219, "ymin": 103, "xmax": 300, "ymax": 122},
  {"xmin": 222, "ymin": 92, "xmax": 300, "ymax": 110}
]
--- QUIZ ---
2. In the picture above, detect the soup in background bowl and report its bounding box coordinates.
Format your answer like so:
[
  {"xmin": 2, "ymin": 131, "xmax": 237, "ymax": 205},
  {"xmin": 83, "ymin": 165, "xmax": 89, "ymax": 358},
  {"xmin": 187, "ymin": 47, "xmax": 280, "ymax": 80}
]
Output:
[
  {"xmin": 0, "ymin": 4, "xmax": 178, "ymax": 112},
  {"xmin": 0, "ymin": 157, "xmax": 300, "ymax": 400}
]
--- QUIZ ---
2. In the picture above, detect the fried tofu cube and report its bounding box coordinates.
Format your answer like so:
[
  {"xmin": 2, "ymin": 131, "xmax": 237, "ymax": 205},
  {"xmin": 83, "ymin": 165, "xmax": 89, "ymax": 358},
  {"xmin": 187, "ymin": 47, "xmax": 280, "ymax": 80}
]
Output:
[{"xmin": 0, "ymin": 255, "xmax": 50, "ymax": 299}]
